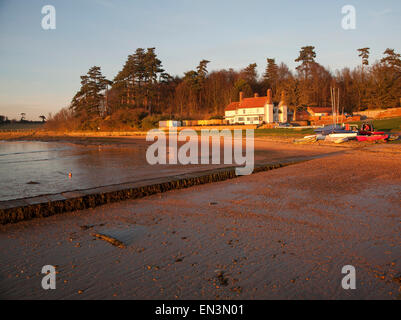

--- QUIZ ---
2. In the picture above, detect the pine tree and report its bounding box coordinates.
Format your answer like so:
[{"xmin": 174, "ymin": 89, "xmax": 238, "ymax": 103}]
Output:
[
  {"xmin": 196, "ymin": 60, "xmax": 210, "ymax": 109},
  {"xmin": 295, "ymin": 46, "xmax": 316, "ymax": 79},
  {"xmin": 263, "ymin": 58, "xmax": 278, "ymax": 95},
  {"xmin": 381, "ymin": 48, "xmax": 401, "ymax": 70},
  {"xmin": 357, "ymin": 48, "xmax": 370, "ymax": 67},
  {"xmin": 144, "ymin": 48, "xmax": 164, "ymax": 112},
  {"xmin": 70, "ymin": 66, "xmax": 111, "ymax": 117}
]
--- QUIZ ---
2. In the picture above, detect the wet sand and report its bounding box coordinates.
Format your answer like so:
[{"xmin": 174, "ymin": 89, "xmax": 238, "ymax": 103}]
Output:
[{"xmin": 0, "ymin": 142, "xmax": 400, "ymax": 300}]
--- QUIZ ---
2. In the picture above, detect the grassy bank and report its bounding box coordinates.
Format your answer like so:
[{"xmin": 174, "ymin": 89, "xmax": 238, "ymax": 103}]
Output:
[
  {"xmin": 1, "ymin": 117, "xmax": 400, "ymax": 142},
  {"xmin": 349, "ymin": 117, "xmax": 401, "ymax": 132},
  {"xmin": 254, "ymin": 128, "xmax": 315, "ymax": 138}
]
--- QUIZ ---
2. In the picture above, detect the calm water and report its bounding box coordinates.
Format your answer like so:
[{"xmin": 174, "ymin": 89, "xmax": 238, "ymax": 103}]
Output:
[{"xmin": 0, "ymin": 140, "xmax": 228, "ymax": 201}]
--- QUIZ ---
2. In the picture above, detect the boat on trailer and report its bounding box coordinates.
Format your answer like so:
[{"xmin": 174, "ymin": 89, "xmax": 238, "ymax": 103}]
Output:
[
  {"xmin": 359, "ymin": 130, "xmax": 385, "ymax": 136},
  {"xmin": 328, "ymin": 132, "xmax": 358, "ymax": 139},
  {"xmin": 356, "ymin": 135, "xmax": 389, "ymax": 142}
]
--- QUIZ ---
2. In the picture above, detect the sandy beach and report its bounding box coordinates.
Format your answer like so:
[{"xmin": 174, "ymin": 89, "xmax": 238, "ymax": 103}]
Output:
[
  {"xmin": 1, "ymin": 138, "xmax": 400, "ymax": 300},
  {"xmin": 2, "ymin": 0, "xmax": 401, "ymax": 306}
]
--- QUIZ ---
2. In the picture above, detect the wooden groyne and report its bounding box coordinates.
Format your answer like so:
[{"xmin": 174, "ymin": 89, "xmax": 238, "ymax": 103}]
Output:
[{"xmin": 0, "ymin": 159, "xmax": 307, "ymax": 225}]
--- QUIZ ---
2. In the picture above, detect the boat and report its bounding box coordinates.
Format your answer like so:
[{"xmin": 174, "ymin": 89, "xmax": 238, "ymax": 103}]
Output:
[
  {"xmin": 356, "ymin": 135, "xmax": 388, "ymax": 142},
  {"xmin": 334, "ymin": 137, "xmax": 348, "ymax": 144},
  {"xmin": 328, "ymin": 132, "xmax": 357, "ymax": 139},
  {"xmin": 303, "ymin": 134, "xmax": 327, "ymax": 141},
  {"xmin": 359, "ymin": 130, "xmax": 385, "ymax": 136},
  {"xmin": 294, "ymin": 136, "xmax": 318, "ymax": 144},
  {"xmin": 314, "ymin": 124, "xmax": 343, "ymax": 135}
]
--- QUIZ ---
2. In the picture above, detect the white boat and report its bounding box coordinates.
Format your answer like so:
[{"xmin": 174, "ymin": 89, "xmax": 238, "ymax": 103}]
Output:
[
  {"xmin": 328, "ymin": 132, "xmax": 357, "ymax": 139},
  {"xmin": 294, "ymin": 136, "xmax": 317, "ymax": 144},
  {"xmin": 334, "ymin": 137, "xmax": 348, "ymax": 144},
  {"xmin": 304, "ymin": 134, "xmax": 325, "ymax": 140}
]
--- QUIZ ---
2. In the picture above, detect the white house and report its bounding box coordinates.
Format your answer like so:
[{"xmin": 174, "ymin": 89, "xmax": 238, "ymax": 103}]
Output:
[{"xmin": 225, "ymin": 90, "xmax": 288, "ymax": 125}]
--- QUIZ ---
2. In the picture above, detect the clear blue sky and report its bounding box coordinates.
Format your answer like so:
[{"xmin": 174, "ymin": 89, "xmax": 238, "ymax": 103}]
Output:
[{"xmin": 0, "ymin": 0, "xmax": 400, "ymax": 120}]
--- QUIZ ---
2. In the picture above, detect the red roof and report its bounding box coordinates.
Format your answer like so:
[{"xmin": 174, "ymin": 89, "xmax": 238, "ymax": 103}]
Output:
[
  {"xmin": 225, "ymin": 89, "xmax": 274, "ymax": 112},
  {"xmin": 239, "ymin": 97, "xmax": 268, "ymax": 109},
  {"xmin": 225, "ymin": 102, "xmax": 239, "ymax": 111},
  {"xmin": 225, "ymin": 97, "xmax": 269, "ymax": 112},
  {"xmin": 307, "ymin": 107, "xmax": 332, "ymax": 114}
]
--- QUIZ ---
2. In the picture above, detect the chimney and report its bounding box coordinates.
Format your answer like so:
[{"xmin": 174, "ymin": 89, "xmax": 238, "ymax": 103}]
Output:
[
  {"xmin": 254, "ymin": 93, "xmax": 259, "ymax": 98},
  {"xmin": 239, "ymin": 91, "xmax": 244, "ymax": 102},
  {"xmin": 280, "ymin": 91, "xmax": 287, "ymax": 105},
  {"xmin": 266, "ymin": 89, "xmax": 273, "ymax": 104}
]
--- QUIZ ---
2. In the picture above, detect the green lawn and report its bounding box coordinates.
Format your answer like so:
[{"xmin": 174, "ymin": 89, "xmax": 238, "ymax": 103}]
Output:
[
  {"xmin": 349, "ymin": 117, "xmax": 401, "ymax": 132},
  {"xmin": 348, "ymin": 117, "xmax": 401, "ymax": 144}
]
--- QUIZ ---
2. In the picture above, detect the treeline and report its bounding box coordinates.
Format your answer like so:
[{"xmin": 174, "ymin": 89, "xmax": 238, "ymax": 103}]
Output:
[
  {"xmin": 47, "ymin": 46, "xmax": 401, "ymax": 131},
  {"xmin": 0, "ymin": 114, "xmax": 46, "ymax": 124}
]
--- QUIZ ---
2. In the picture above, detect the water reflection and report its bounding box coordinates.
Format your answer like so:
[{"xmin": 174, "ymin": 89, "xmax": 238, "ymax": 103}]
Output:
[
  {"xmin": 0, "ymin": 140, "xmax": 230, "ymax": 201},
  {"xmin": 0, "ymin": 139, "xmax": 318, "ymax": 201}
]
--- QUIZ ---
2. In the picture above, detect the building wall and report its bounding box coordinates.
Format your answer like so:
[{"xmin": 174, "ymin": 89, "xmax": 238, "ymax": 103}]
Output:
[
  {"xmin": 225, "ymin": 107, "xmax": 264, "ymax": 125},
  {"xmin": 225, "ymin": 104, "xmax": 289, "ymax": 124},
  {"xmin": 279, "ymin": 105, "xmax": 288, "ymax": 123},
  {"xmin": 264, "ymin": 104, "xmax": 274, "ymax": 123}
]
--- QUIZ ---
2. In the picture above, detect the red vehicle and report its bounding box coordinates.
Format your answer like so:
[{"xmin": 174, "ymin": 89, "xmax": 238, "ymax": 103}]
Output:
[{"xmin": 359, "ymin": 122, "xmax": 385, "ymax": 136}]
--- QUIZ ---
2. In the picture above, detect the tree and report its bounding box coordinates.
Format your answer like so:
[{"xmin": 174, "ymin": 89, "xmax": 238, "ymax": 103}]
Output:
[
  {"xmin": 196, "ymin": 59, "xmax": 210, "ymax": 109},
  {"xmin": 39, "ymin": 115, "xmax": 46, "ymax": 122},
  {"xmin": 295, "ymin": 46, "xmax": 316, "ymax": 79},
  {"xmin": 357, "ymin": 48, "xmax": 370, "ymax": 67},
  {"xmin": 20, "ymin": 113, "xmax": 26, "ymax": 122},
  {"xmin": 112, "ymin": 48, "xmax": 165, "ymax": 113},
  {"xmin": 381, "ymin": 48, "xmax": 401, "ymax": 70},
  {"xmin": 240, "ymin": 63, "xmax": 258, "ymax": 89},
  {"xmin": 53, "ymin": 44, "xmax": 401, "ymax": 131},
  {"xmin": 232, "ymin": 78, "xmax": 253, "ymax": 100},
  {"xmin": 197, "ymin": 59, "xmax": 210, "ymax": 80},
  {"xmin": 368, "ymin": 49, "xmax": 401, "ymax": 109},
  {"xmin": 263, "ymin": 58, "xmax": 278, "ymax": 94},
  {"xmin": 70, "ymin": 66, "xmax": 111, "ymax": 118}
]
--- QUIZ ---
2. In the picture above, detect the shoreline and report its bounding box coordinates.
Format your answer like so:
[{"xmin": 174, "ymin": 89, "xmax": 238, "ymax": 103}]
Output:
[
  {"xmin": 0, "ymin": 158, "xmax": 310, "ymax": 225},
  {"xmin": 2, "ymin": 131, "xmax": 401, "ymax": 225},
  {"xmin": 1, "ymin": 147, "xmax": 400, "ymax": 299}
]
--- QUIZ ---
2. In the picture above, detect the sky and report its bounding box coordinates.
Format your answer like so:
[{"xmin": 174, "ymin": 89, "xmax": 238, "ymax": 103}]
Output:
[{"xmin": 0, "ymin": 0, "xmax": 400, "ymax": 120}]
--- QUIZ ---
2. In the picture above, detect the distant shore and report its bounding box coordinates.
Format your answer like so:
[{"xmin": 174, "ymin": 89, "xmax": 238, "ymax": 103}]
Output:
[
  {"xmin": 0, "ymin": 129, "xmax": 301, "ymax": 145},
  {"xmin": 2, "ymin": 115, "xmax": 401, "ymax": 144},
  {"xmin": 2, "ymin": 127, "xmax": 401, "ymax": 151}
]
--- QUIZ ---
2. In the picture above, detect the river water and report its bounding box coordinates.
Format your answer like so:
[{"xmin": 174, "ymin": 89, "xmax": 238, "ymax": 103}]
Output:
[
  {"xmin": 0, "ymin": 140, "xmax": 229, "ymax": 201},
  {"xmin": 0, "ymin": 138, "xmax": 326, "ymax": 202}
]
